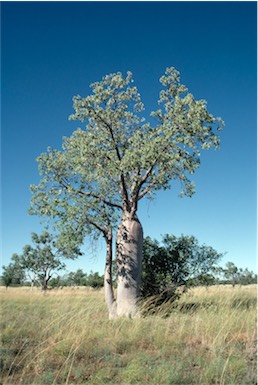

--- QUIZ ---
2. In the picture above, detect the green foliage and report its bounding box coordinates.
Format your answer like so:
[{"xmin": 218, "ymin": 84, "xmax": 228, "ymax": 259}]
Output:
[
  {"xmin": 48, "ymin": 269, "xmax": 104, "ymax": 288},
  {"xmin": 1, "ymin": 254, "xmax": 26, "ymax": 287},
  {"xmin": 222, "ymin": 262, "xmax": 257, "ymax": 287},
  {"xmin": 67, "ymin": 268, "xmax": 87, "ymax": 286},
  {"xmin": 189, "ymin": 272, "xmax": 217, "ymax": 287},
  {"xmin": 141, "ymin": 234, "xmax": 223, "ymax": 299},
  {"xmin": 86, "ymin": 271, "xmax": 104, "ymax": 288},
  {"xmin": 30, "ymin": 68, "xmax": 223, "ymax": 250},
  {"xmin": 238, "ymin": 268, "xmax": 257, "ymax": 286},
  {"xmin": 17, "ymin": 231, "xmax": 66, "ymax": 290}
]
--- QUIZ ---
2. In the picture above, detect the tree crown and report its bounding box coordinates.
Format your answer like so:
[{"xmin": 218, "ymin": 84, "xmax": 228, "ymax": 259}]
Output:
[{"xmin": 30, "ymin": 68, "xmax": 224, "ymax": 242}]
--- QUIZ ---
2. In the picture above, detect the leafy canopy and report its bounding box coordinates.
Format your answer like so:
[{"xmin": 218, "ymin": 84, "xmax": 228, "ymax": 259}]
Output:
[
  {"xmin": 30, "ymin": 68, "xmax": 224, "ymax": 242},
  {"xmin": 1, "ymin": 254, "xmax": 26, "ymax": 287},
  {"xmin": 18, "ymin": 232, "xmax": 66, "ymax": 282},
  {"xmin": 141, "ymin": 234, "xmax": 224, "ymax": 297}
]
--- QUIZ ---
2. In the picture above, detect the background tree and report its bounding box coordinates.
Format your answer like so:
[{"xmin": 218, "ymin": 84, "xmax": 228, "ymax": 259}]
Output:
[
  {"xmin": 1, "ymin": 265, "xmax": 13, "ymax": 288},
  {"xmin": 222, "ymin": 263, "xmax": 257, "ymax": 286},
  {"xmin": 30, "ymin": 68, "xmax": 224, "ymax": 317},
  {"xmin": 67, "ymin": 269, "xmax": 87, "ymax": 286},
  {"xmin": 238, "ymin": 268, "xmax": 257, "ymax": 286},
  {"xmin": 190, "ymin": 272, "xmax": 217, "ymax": 287},
  {"xmin": 18, "ymin": 231, "xmax": 66, "ymax": 291},
  {"xmin": 141, "ymin": 234, "xmax": 223, "ymax": 299},
  {"xmin": 1, "ymin": 254, "xmax": 26, "ymax": 288},
  {"xmin": 162, "ymin": 234, "xmax": 224, "ymax": 284},
  {"xmin": 223, "ymin": 262, "xmax": 239, "ymax": 287},
  {"xmin": 48, "ymin": 275, "xmax": 62, "ymax": 288},
  {"xmin": 86, "ymin": 271, "xmax": 104, "ymax": 289}
]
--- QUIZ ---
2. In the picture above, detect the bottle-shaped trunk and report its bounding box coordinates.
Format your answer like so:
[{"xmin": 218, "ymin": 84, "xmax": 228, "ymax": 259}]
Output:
[{"xmin": 116, "ymin": 214, "xmax": 143, "ymax": 318}]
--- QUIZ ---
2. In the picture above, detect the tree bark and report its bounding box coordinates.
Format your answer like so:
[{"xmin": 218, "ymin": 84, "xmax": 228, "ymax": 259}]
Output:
[
  {"xmin": 116, "ymin": 214, "xmax": 143, "ymax": 318},
  {"xmin": 104, "ymin": 231, "xmax": 117, "ymax": 319},
  {"xmin": 42, "ymin": 276, "xmax": 47, "ymax": 292},
  {"xmin": 42, "ymin": 274, "xmax": 51, "ymax": 292}
]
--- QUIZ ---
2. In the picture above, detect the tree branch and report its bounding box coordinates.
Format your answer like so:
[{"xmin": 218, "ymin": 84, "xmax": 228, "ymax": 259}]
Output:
[
  {"xmin": 137, "ymin": 178, "xmax": 158, "ymax": 201},
  {"xmin": 77, "ymin": 190, "xmax": 123, "ymax": 210},
  {"xmin": 60, "ymin": 179, "xmax": 123, "ymax": 211},
  {"xmin": 88, "ymin": 106, "xmax": 130, "ymax": 210},
  {"xmin": 65, "ymin": 211, "xmax": 108, "ymax": 242},
  {"xmin": 132, "ymin": 165, "xmax": 155, "ymax": 200},
  {"xmin": 133, "ymin": 142, "xmax": 180, "ymax": 202},
  {"xmin": 83, "ymin": 215, "xmax": 107, "ymax": 236}
]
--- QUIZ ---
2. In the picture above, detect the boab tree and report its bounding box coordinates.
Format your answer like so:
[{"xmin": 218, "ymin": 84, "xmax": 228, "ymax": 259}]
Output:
[{"xmin": 30, "ymin": 68, "xmax": 223, "ymax": 317}]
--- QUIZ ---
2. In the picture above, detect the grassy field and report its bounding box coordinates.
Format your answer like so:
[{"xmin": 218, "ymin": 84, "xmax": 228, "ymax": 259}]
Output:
[{"xmin": 0, "ymin": 285, "xmax": 256, "ymax": 385}]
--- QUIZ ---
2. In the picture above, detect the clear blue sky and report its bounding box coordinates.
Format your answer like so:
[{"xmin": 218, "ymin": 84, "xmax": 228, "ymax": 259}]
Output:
[{"xmin": 1, "ymin": 2, "xmax": 257, "ymax": 275}]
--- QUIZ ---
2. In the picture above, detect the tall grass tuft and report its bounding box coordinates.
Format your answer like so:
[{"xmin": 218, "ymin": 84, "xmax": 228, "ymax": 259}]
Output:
[{"xmin": 0, "ymin": 285, "xmax": 256, "ymax": 384}]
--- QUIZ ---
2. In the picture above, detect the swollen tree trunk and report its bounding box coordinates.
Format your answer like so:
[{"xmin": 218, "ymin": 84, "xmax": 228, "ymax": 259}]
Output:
[
  {"xmin": 104, "ymin": 230, "xmax": 117, "ymax": 319},
  {"xmin": 116, "ymin": 213, "xmax": 143, "ymax": 318}
]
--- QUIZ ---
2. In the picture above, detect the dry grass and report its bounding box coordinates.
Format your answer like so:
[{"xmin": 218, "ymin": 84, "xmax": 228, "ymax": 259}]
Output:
[{"xmin": 0, "ymin": 285, "xmax": 257, "ymax": 384}]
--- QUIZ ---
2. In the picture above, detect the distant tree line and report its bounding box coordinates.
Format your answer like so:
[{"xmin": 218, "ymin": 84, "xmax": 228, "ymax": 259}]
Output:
[
  {"xmin": 49, "ymin": 270, "xmax": 104, "ymax": 289},
  {"xmin": 1, "ymin": 232, "xmax": 256, "ymax": 293}
]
